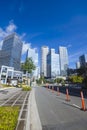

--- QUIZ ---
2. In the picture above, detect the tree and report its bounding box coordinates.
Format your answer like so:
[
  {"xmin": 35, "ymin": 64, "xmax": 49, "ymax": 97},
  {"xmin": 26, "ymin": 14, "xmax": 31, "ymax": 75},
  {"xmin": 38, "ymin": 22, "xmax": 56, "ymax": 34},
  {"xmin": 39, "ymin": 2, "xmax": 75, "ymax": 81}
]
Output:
[
  {"xmin": 69, "ymin": 75, "xmax": 83, "ymax": 83},
  {"xmin": 21, "ymin": 58, "xmax": 36, "ymax": 74},
  {"xmin": 36, "ymin": 76, "xmax": 47, "ymax": 85},
  {"xmin": 54, "ymin": 78, "xmax": 64, "ymax": 84}
]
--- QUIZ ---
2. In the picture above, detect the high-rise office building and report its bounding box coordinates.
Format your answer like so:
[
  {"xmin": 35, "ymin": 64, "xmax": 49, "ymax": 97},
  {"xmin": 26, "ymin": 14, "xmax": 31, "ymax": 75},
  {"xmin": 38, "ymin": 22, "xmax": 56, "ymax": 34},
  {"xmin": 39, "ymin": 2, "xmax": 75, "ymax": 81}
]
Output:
[
  {"xmin": 59, "ymin": 46, "xmax": 68, "ymax": 76},
  {"xmin": 76, "ymin": 61, "xmax": 80, "ymax": 69},
  {"xmin": 0, "ymin": 33, "xmax": 23, "ymax": 70},
  {"xmin": 26, "ymin": 47, "xmax": 39, "ymax": 78},
  {"xmin": 79, "ymin": 54, "xmax": 87, "ymax": 67},
  {"xmin": 47, "ymin": 49, "xmax": 60, "ymax": 78},
  {"xmin": 41, "ymin": 46, "xmax": 49, "ymax": 77}
]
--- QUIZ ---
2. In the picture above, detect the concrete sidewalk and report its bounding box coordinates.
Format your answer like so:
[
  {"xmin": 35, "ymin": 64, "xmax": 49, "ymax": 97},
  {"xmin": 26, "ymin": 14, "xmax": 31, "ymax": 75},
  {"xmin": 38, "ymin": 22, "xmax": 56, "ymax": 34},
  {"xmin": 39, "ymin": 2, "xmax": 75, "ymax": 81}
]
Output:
[
  {"xmin": 0, "ymin": 86, "xmax": 42, "ymax": 130},
  {"xmin": 25, "ymin": 87, "xmax": 42, "ymax": 130}
]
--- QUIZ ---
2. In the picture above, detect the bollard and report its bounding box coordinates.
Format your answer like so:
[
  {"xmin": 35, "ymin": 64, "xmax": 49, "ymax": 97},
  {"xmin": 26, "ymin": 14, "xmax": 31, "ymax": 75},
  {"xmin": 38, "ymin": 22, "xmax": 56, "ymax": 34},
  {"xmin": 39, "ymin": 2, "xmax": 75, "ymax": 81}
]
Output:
[
  {"xmin": 66, "ymin": 88, "xmax": 70, "ymax": 101},
  {"xmin": 80, "ymin": 91, "xmax": 87, "ymax": 111}
]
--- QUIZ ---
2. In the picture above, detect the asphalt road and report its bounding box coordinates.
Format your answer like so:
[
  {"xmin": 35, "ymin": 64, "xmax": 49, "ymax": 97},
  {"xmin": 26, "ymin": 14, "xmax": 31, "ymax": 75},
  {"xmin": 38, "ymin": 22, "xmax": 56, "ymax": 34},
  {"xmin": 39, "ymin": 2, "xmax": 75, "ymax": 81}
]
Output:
[{"xmin": 35, "ymin": 86, "xmax": 87, "ymax": 130}]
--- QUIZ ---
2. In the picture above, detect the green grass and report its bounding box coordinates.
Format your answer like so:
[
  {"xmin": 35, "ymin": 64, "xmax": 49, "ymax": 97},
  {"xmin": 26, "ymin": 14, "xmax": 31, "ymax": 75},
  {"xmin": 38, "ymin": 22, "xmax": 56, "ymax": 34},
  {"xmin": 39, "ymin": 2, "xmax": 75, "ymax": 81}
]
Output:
[
  {"xmin": 0, "ymin": 106, "xmax": 19, "ymax": 130},
  {"xmin": 22, "ymin": 86, "xmax": 32, "ymax": 91},
  {"xmin": 1, "ymin": 84, "xmax": 13, "ymax": 88}
]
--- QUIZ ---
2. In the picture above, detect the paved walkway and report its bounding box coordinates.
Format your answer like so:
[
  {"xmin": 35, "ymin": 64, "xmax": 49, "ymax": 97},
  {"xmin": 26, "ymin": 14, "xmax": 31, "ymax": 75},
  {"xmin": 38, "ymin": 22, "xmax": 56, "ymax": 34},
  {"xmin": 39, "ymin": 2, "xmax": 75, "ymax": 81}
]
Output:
[
  {"xmin": 0, "ymin": 87, "xmax": 41, "ymax": 130},
  {"xmin": 29, "ymin": 87, "xmax": 42, "ymax": 130},
  {"xmin": 0, "ymin": 87, "xmax": 30, "ymax": 130}
]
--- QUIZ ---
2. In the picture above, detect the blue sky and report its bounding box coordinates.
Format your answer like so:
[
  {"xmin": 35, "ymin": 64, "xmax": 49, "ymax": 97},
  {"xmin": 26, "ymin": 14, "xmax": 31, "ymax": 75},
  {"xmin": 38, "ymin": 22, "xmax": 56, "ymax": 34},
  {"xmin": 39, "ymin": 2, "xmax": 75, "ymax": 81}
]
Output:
[{"xmin": 0, "ymin": 0, "xmax": 87, "ymax": 68}]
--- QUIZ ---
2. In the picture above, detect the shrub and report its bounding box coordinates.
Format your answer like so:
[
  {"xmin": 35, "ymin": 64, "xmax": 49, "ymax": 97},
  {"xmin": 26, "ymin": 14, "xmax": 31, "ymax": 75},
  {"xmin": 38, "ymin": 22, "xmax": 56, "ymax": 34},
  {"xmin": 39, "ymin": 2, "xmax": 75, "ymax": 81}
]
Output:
[
  {"xmin": 17, "ymin": 83, "xmax": 23, "ymax": 88},
  {"xmin": 0, "ymin": 106, "xmax": 19, "ymax": 130},
  {"xmin": 22, "ymin": 86, "xmax": 32, "ymax": 91}
]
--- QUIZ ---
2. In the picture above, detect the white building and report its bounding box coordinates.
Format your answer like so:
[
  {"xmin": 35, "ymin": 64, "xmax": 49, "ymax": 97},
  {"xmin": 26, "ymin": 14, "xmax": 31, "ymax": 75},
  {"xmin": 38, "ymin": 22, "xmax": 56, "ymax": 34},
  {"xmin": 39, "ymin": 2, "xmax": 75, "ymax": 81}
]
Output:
[
  {"xmin": 0, "ymin": 65, "xmax": 22, "ymax": 84},
  {"xmin": 59, "ymin": 46, "xmax": 68, "ymax": 76},
  {"xmin": 47, "ymin": 49, "xmax": 60, "ymax": 78},
  {"xmin": 26, "ymin": 47, "xmax": 39, "ymax": 79},
  {"xmin": 41, "ymin": 46, "xmax": 49, "ymax": 77},
  {"xmin": 76, "ymin": 61, "xmax": 80, "ymax": 69}
]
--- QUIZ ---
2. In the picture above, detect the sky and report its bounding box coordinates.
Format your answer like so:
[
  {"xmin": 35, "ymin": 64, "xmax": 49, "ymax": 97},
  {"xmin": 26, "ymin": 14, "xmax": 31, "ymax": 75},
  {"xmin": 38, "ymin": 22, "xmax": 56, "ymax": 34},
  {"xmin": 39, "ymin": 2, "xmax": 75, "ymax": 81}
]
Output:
[{"xmin": 0, "ymin": 0, "xmax": 87, "ymax": 68}]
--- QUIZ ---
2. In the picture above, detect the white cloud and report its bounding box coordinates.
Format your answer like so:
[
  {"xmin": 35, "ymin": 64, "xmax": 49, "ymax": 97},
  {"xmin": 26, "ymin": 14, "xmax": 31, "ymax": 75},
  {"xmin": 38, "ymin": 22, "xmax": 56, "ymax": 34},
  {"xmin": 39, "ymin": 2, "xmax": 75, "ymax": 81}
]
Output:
[
  {"xmin": 0, "ymin": 20, "xmax": 17, "ymax": 49},
  {"xmin": 22, "ymin": 42, "xmax": 31, "ymax": 54},
  {"xmin": 0, "ymin": 28, "xmax": 6, "ymax": 39},
  {"xmin": 67, "ymin": 44, "xmax": 72, "ymax": 48},
  {"xmin": 69, "ymin": 52, "xmax": 82, "ymax": 59},
  {"xmin": 69, "ymin": 51, "xmax": 83, "ymax": 66},
  {"xmin": 20, "ymin": 33, "xmax": 26, "ymax": 40},
  {"xmin": 0, "ymin": 20, "xmax": 36, "ymax": 61},
  {"xmin": 18, "ymin": 0, "xmax": 25, "ymax": 13},
  {"xmin": 6, "ymin": 21, "xmax": 17, "ymax": 33},
  {"xmin": 0, "ymin": 20, "xmax": 17, "ymax": 41}
]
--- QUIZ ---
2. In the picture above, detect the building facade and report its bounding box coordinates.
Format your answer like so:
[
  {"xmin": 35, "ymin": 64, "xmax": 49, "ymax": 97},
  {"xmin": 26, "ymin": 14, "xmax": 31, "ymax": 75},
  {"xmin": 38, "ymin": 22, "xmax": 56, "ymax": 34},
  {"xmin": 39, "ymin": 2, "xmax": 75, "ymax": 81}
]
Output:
[
  {"xmin": 59, "ymin": 46, "xmax": 68, "ymax": 76},
  {"xmin": 0, "ymin": 33, "xmax": 23, "ymax": 70},
  {"xmin": 41, "ymin": 46, "xmax": 49, "ymax": 77},
  {"xmin": 47, "ymin": 49, "xmax": 60, "ymax": 78},
  {"xmin": 79, "ymin": 54, "xmax": 87, "ymax": 67},
  {"xmin": 76, "ymin": 61, "xmax": 80, "ymax": 69},
  {"xmin": 0, "ymin": 65, "xmax": 22, "ymax": 84},
  {"xmin": 26, "ymin": 47, "xmax": 39, "ymax": 78}
]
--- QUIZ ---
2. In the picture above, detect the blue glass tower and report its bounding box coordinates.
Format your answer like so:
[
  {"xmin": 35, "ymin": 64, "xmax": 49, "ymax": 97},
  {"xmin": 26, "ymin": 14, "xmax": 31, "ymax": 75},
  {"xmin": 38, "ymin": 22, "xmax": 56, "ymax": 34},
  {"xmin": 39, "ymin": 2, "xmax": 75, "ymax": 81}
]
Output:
[
  {"xmin": 59, "ymin": 46, "xmax": 68, "ymax": 76},
  {"xmin": 0, "ymin": 33, "xmax": 23, "ymax": 70},
  {"xmin": 47, "ymin": 49, "xmax": 60, "ymax": 78},
  {"xmin": 79, "ymin": 54, "xmax": 87, "ymax": 67}
]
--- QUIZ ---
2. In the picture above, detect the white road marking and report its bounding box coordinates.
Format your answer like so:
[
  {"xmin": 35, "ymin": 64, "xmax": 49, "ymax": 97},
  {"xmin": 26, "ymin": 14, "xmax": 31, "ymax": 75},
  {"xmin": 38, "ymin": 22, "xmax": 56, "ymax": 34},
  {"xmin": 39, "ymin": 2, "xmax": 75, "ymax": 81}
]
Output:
[
  {"xmin": 11, "ymin": 92, "xmax": 24, "ymax": 106},
  {"xmin": 73, "ymin": 104, "xmax": 80, "ymax": 109},
  {"xmin": 0, "ymin": 91, "xmax": 21, "ymax": 106}
]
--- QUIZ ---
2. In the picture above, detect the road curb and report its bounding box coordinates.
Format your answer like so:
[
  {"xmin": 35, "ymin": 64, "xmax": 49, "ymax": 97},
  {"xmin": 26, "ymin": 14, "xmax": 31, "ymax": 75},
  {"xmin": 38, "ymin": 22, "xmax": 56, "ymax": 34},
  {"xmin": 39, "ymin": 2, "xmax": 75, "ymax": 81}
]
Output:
[
  {"xmin": 25, "ymin": 90, "xmax": 32, "ymax": 130},
  {"xmin": 30, "ymin": 87, "xmax": 42, "ymax": 130}
]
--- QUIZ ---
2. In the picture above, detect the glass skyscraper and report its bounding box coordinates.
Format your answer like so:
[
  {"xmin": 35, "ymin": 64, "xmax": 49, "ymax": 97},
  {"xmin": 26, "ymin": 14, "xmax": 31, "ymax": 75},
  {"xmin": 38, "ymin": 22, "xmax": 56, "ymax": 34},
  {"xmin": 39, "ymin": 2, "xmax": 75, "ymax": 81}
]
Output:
[
  {"xmin": 41, "ymin": 46, "xmax": 49, "ymax": 77},
  {"xmin": 76, "ymin": 61, "xmax": 80, "ymax": 69},
  {"xmin": 0, "ymin": 33, "xmax": 23, "ymax": 70},
  {"xmin": 26, "ymin": 47, "xmax": 39, "ymax": 78},
  {"xmin": 47, "ymin": 49, "xmax": 60, "ymax": 78},
  {"xmin": 79, "ymin": 54, "xmax": 87, "ymax": 67},
  {"xmin": 59, "ymin": 46, "xmax": 68, "ymax": 76}
]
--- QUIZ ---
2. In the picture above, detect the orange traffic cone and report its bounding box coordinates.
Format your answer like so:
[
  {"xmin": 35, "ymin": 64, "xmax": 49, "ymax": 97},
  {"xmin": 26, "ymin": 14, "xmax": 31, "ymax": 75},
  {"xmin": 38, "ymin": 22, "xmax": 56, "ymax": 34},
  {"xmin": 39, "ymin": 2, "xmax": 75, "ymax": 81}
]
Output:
[
  {"xmin": 80, "ymin": 91, "xmax": 87, "ymax": 111},
  {"xmin": 66, "ymin": 88, "xmax": 70, "ymax": 101},
  {"xmin": 57, "ymin": 87, "xmax": 60, "ymax": 96}
]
